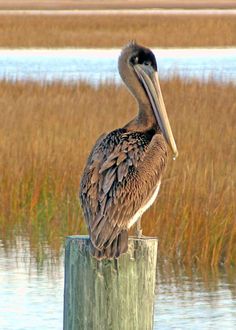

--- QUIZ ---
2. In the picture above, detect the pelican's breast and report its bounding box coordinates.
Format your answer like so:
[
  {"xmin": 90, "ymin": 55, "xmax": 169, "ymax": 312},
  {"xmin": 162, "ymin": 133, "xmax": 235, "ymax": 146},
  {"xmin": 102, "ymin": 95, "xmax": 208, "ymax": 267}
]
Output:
[{"xmin": 128, "ymin": 180, "xmax": 161, "ymax": 229}]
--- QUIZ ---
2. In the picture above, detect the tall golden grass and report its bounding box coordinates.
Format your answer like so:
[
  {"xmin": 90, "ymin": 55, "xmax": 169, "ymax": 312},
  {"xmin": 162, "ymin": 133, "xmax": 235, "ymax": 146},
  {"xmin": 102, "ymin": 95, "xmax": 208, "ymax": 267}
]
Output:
[
  {"xmin": 0, "ymin": 0, "xmax": 235, "ymax": 10},
  {"xmin": 0, "ymin": 78, "xmax": 235, "ymax": 266},
  {"xmin": 0, "ymin": 15, "xmax": 236, "ymax": 47}
]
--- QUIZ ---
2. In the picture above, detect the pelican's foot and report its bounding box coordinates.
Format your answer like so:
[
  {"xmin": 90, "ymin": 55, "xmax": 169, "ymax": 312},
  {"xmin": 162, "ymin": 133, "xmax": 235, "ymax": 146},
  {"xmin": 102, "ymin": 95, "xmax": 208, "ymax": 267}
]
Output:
[
  {"xmin": 135, "ymin": 218, "xmax": 143, "ymax": 238},
  {"xmin": 135, "ymin": 228, "xmax": 143, "ymax": 238}
]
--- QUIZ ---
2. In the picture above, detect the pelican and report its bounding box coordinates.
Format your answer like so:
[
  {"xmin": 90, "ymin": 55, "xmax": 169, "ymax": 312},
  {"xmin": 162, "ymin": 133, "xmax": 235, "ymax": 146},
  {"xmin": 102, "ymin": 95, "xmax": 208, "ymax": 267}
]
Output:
[{"xmin": 80, "ymin": 42, "xmax": 178, "ymax": 259}]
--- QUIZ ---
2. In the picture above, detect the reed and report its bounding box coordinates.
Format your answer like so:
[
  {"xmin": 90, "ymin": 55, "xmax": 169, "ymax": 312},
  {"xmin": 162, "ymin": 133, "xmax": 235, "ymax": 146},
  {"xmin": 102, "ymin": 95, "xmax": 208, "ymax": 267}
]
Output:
[
  {"xmin": 0, "ymin": 0, "xmax": 235, "ymax": 10},
  {"xmin": 0, "ymin": 78, "xmax": 235, "ymax": 267},
  {"xmin": 0, "ymin": 14, "xmax": 235, "ymax": 47}
]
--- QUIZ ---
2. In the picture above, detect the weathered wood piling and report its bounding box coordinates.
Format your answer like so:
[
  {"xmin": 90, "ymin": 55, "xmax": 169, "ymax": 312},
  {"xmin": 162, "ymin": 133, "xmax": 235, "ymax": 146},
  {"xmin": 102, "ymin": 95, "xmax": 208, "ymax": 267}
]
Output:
[{"xmin": 63, "ymin": 235, "xmax": 158, "ymax": 330}]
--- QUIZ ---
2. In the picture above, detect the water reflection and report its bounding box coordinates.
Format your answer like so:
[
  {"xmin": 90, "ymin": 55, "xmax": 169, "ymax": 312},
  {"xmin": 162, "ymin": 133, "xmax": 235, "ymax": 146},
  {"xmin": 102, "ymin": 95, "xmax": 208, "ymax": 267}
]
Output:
[
  {"xmin": 1, "ymin": 241, "xmax": 236, "ymax": 330},
  {"xmin": 155, "ymin": 263, "xmax": 236, "ymax": 329},
  {"xmin": 0, "ymin": 240, "xmax": 63, "ymax": 330}
]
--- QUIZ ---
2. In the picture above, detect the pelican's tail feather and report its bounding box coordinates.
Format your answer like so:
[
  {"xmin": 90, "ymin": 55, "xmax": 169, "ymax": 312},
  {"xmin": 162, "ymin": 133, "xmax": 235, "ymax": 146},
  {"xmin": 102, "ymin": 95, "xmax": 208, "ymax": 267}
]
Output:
[{"xmin": 90, "ymin": 230, "xmax": 128, "ymax": 260}]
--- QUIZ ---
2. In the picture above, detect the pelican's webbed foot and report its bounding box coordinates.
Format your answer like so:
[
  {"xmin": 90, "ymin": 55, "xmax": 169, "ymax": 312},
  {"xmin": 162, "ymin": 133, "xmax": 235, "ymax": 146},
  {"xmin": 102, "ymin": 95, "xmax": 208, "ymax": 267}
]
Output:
[{"xmin": 135, "ymin": 218, "xmax": 143, "ymax": 238}]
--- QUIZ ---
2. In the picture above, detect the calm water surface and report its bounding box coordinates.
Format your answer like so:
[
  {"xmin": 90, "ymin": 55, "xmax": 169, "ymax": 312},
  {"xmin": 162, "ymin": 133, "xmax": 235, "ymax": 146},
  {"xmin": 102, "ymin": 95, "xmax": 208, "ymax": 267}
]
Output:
[
  {"xmin": 0, "ymin": 48, "xmax": 236, "ymax": 84},
  {"xmin": 1, "ymin": 241, "xmax": 236, "ymax": 330}
]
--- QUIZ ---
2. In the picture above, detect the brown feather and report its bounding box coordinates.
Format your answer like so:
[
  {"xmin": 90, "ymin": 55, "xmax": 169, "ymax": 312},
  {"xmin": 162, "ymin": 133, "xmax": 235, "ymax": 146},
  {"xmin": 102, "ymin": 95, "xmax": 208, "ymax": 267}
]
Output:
[{"xmin": 80, "ymin": 129, "xmax": 167, "ymax": 256}]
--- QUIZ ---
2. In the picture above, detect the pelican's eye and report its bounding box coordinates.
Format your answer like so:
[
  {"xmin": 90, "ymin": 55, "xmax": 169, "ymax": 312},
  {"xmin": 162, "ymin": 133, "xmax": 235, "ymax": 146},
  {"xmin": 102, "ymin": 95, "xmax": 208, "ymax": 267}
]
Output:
[{"xmin": 130, "ymin": 55, "xmax": 139, "ymax": 65}]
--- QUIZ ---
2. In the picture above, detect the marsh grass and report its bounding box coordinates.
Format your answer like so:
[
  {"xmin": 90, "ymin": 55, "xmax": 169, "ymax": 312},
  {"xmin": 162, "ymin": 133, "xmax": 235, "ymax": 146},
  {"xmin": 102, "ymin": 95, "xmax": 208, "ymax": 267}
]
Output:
[
  {"xmin": 0, "ymin": 15, "xmax": 236, "ymax": 47},
  {"xmin": 0, "ymin": 78, "xmax": 235, "ymax": 266},
  {"xmin": 0, "ymin": 0, "xmax": 235, "ymax": 10}
]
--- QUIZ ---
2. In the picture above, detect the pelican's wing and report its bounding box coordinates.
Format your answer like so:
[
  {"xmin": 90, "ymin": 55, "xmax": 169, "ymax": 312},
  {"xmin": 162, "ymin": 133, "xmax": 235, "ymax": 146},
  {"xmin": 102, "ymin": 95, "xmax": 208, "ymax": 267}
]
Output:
[{"xmin": 80, "ymin": 130, "xmax": 166, "ymax": 250}]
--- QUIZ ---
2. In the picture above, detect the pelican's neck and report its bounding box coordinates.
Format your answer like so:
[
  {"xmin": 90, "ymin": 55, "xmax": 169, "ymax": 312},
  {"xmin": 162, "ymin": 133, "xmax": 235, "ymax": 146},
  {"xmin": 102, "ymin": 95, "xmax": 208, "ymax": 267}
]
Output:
[
  {"xmin": 125, "ymin": 98, "xmax": 158, "ymax": 132},
  {"xmin": 119, "ymin": 61, "xmax": 158, "ymax": 131}
]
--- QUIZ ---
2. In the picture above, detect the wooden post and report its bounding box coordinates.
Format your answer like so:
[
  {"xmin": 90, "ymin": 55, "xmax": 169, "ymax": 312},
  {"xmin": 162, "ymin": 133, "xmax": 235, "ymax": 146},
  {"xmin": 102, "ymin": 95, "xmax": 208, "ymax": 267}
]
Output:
[{"xmin": 63, "ymin": 235, "xmax": 158, "ymax": 330}]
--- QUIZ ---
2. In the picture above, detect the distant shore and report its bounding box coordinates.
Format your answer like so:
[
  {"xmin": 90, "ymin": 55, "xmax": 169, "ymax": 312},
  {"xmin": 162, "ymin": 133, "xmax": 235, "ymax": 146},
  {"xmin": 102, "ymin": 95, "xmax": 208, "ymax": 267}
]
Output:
[
  {"xmin": 1, "ymin": 9, "xmax": 236, "ymax": 15},
  {"xmin": 0, "ymin": 14, "xmax": 235, "ymax": 48},
  {"xmin": 0, "ymin": 0, "xmax": 236, "ymax": 10}
]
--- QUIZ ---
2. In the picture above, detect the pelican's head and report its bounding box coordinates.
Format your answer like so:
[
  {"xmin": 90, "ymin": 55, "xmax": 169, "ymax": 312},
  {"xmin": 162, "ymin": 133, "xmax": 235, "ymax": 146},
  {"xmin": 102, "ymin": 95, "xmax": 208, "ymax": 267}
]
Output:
[{"xmin": 118, "ymin": 41, "xmax": 178, "ymax": 159}]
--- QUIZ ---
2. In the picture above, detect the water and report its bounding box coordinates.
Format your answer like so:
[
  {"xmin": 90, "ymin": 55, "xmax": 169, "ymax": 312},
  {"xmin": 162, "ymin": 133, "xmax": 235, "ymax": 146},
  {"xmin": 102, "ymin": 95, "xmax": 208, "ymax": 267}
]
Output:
[
  {"xmin": 155, "ymin": 267, "xmax": 236, "ymax": 329},
  {"xmin": 0, "ymin": 241, "xmax": 63, "ymax": 330},
  {"xmin": 2, "ymin": 9, "xmax": 236, "ymax": 16},
  {"xmin": 1, "ymin": 242, "xmax": 236, "ymax": 330},
  {"xmin": 0, "ymin": 48, "xmax": 236, "ymax": 84}
]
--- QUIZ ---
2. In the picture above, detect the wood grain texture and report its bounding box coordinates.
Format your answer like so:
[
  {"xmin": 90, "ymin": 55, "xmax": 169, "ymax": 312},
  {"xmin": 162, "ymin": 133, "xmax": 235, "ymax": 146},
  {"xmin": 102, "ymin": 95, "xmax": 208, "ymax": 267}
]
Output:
[{"xmin": 63, "ymin": 235, "xmax": 158, "ymax": 330}]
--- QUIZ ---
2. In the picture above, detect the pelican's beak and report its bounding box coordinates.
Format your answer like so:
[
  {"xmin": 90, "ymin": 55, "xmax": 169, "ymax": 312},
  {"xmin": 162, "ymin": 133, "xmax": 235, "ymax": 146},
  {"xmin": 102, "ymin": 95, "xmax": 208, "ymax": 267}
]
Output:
[{"xmin": 134, "ymin": 64, "xmax": 178, "ymax": 159}]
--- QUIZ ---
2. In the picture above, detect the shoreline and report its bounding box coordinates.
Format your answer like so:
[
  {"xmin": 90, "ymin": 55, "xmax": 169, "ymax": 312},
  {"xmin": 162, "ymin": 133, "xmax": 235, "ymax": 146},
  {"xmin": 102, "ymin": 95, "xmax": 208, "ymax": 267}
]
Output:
[
  {"xmin": 0, "ymin": 47, "xmax": 235, "ymax": 51},
  {"xmin": 1, "ymin": 9, "xmax": 236, "ymax": 15}
]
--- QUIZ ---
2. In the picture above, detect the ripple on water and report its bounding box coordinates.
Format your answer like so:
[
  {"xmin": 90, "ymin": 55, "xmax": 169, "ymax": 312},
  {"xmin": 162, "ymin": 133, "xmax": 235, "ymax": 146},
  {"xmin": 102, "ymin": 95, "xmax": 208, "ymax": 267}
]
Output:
[{"xmin": 1, "ymin": 241, "xmax": 236, "ymax": 330}]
